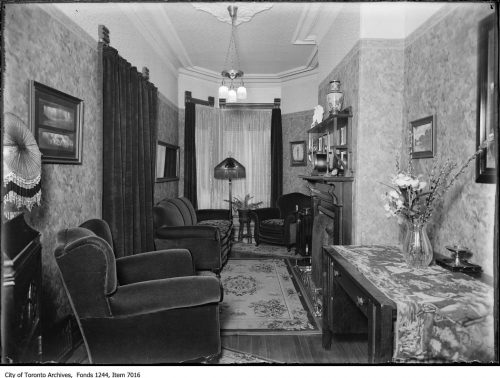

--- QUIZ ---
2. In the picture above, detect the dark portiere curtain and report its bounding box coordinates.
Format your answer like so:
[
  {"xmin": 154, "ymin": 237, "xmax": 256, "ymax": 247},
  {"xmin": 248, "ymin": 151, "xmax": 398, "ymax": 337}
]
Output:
[
  {"xmin": 270, "ymin": 108, "xmax": 283, "ymax": 206},
  {"xmin": 184, "ymin": 102, "xmax": 198, "ymax": 208},
  {"xmin": 101, "ymin": 44, "xmax": 158, "ymax": 257}
]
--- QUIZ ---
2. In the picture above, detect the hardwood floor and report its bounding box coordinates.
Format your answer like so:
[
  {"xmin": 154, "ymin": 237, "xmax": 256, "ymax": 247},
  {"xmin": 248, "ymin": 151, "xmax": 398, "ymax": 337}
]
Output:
[
  {"xmin": 64, "ymin": 333, "xmax": 368, "ymax": 364},
  {"xmin": 222, "ymin": 334, "xmax": 368, "ymax": 364},
  {"xmin": 64, "ymin": 250, "xmax": 368, "ymax": 364}
]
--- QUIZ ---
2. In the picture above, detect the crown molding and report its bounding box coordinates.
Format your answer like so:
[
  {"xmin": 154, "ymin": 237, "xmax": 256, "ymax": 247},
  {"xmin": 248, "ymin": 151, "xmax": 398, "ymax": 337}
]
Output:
[
  {"xmin": 118, "ymin": 3, "xmax": 185, "ymax": 77},
  {"xmin": 180, "ymin": 64, "xmax": 319, "ymax": 84},
  {"xmin": 291, "ymin": 3, "xmax": 322, "ymax": 45},
  {"xmin": 292, "ymin": 3, "xmax": 343, "ymax": 46}
]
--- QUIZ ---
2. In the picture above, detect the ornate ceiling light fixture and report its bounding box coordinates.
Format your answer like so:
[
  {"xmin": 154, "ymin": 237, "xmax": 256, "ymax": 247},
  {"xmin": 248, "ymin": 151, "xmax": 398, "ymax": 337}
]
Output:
[{"xmin": 218, "ymin": 5, "xmax": 246, "ymax": 102}]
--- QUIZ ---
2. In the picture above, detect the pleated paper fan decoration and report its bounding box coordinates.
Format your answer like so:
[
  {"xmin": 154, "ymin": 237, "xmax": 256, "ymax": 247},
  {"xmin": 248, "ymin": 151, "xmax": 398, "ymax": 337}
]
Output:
[{"xmin": 3, "ymin": 112, "xmax": 42, "ymax": 219}]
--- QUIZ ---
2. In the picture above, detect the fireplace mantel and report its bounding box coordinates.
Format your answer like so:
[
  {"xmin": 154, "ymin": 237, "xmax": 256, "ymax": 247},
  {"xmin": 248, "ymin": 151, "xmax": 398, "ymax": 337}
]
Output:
[
  {"xmin": 300, "ymin": 174, "xmax": 353, "ymax": 245},
  {"xmin": 298, "ymin": 175, "xmax": 354, "ymax": 183}
]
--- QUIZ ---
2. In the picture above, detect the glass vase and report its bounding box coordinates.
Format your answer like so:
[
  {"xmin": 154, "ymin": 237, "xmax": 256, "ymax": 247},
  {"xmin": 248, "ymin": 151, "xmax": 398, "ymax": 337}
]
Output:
[{"xmin": 402, "ymin": 220, "xmax": 433, "ymax": 268}]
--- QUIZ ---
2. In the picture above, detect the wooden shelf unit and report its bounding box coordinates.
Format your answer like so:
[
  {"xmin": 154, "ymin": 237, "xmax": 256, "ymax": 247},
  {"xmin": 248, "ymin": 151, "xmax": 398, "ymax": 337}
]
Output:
[{"xmin": 307, "ymin": 107, "xmax": 353, "ymax": 177}]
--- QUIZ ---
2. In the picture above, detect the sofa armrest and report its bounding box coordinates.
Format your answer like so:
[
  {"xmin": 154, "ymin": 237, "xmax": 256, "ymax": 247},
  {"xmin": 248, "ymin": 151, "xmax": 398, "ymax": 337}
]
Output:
[
  {"xmin": 116, "ymin": 249, "xmax": 194, "ymax": 285},
  {"xmin": 109, "ymin": 276, "xmax": 222, "ymax": 316},
  {"xmin": 196, "ymin": 209, "xmax": 231, "ymax": 222},
  {"xmin": 156, "ymin": 225, "xmax": 220, "ymax": 240}
]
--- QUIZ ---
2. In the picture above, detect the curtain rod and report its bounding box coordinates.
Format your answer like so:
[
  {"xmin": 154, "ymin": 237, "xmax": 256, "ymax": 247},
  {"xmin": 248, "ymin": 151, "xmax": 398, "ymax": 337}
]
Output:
[
  {"xmin": 185, "ymin": 91, "xmax": 215, "ymax": 107},
  {"xmin": 219, "ymin": 98, "xmax": 280, "ymax": 110}
]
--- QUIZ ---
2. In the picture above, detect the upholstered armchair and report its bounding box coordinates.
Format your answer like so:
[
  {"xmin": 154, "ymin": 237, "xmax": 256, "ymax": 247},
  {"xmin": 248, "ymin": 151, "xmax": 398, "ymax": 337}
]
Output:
[
  {"xmin": 252, "ymin": 192, "xmax": 312, "ymax": 251},
  {"xmin": 153, "ymin": 197, "xmax": 232, "ymax": 275},
  {"xmin": 54, "ymin": 225, "xmax": 222, "ymax": 364}
]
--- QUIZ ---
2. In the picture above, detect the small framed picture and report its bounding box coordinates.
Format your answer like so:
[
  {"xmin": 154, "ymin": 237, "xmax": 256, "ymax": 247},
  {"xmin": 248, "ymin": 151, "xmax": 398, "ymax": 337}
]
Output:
[
  {"xmin": 29, "ymin": 80, "xmax": 83, "ymax": 164},
  {"xmin": 411, "ymin": 115, "xmax": 436, "ymax": 159},
  {"xmin": 290, "ymin": 141, "xmax": 307, "ymax": 166}
]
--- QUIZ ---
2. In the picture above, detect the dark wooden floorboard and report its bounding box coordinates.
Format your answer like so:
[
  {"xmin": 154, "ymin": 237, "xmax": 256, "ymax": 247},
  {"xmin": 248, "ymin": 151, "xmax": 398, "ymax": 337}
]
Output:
[{"xmin": 63, "ymin": 333, "xmax": 367, "ymax": 364}]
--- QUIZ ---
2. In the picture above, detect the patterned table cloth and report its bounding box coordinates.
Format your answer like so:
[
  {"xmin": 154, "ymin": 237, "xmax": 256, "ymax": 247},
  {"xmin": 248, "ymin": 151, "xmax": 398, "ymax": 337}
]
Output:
[{"xmin": 332, "ymin": 245, "xmax": 495, "ymax": 363}]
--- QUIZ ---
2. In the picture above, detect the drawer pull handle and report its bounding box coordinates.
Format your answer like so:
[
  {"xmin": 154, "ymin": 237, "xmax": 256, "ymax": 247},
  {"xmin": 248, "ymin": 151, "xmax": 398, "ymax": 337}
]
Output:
[
  {"xmin": 333, "ymin": 270, "xmax": 340, "ymax": 277},
  {"xmin": 356, "ymin": 296, "xmax": 365, "ymax": 306}
]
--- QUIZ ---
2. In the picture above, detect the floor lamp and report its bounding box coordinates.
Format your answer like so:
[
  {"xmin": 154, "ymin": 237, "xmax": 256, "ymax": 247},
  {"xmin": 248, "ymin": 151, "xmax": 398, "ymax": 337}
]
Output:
[{"xmin": 214, "ymin": 157, "xmax": 246, "ymax": 219}]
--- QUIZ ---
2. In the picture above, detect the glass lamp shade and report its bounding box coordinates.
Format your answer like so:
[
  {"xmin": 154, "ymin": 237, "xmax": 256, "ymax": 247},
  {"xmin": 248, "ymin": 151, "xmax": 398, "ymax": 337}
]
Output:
[
  {"xmin": 214, "ymin": 157, "xmax": 246, "ymax": 180},
  {"xmin": 227, "ymin": 89, "xmax": 237, "ymax": 103},
  {"xmin": 237, "ymin": 86, "xmax": 247, "ymax": 100},
  {"xmin": 218, "ymin": 85, "xmax": 229, "ymax": 99}
]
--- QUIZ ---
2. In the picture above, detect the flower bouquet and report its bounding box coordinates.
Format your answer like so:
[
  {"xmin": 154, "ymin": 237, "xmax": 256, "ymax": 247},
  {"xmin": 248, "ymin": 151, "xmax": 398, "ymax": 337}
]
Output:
[{"xmin": 382, "ymin": 138, "xmax": 486, "ymax": 268}]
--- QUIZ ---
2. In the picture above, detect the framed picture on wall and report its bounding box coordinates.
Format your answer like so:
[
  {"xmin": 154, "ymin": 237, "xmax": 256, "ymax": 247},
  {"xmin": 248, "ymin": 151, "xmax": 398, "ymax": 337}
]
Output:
[
  {"xmin": 29, "ymin": 80, "xmax": 83, "ymax": 164},
  {"xmin": 410, "ymin": 115, "xmax": 436, "ymax": 159},
  {"xmin": 290, "ymin": 141, "xmax": 307, "ymax": 166},
  {"xmin": 156, "ymin": 141, "xmax": 180, "ymax": 182}
]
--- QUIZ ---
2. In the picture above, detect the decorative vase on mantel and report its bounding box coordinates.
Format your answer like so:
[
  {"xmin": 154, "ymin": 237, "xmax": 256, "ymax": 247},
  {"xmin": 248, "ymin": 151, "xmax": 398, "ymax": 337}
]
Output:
[
  {"xmin": 326, "ymin": 80, "xmax": 344, "ymax": 115},
  {"xmin": 402, "ymin": 220, "xmax": 433, "ymax": 268}
]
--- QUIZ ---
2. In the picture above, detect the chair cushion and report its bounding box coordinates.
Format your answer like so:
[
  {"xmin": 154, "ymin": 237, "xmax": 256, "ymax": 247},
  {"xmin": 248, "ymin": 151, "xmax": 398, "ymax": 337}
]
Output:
[
  {"xmin": 198, "ymin": 219, "xmax": 232, "ymax": 237},
  {"xmin": 262, "ymin": 219, "xmax": 284, "ymax": 227}
]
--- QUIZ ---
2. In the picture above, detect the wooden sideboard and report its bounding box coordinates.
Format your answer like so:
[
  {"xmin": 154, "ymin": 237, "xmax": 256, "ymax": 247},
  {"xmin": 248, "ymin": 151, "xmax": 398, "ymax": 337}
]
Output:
[
  {"xmin": 322, "ymin": 246, "xmax": 396, "ymax": 363},
  {"xmin": 322, "ymin": 245, "xmax": 495, "ymax": 363},
  {"xmin": 1, "ymin": 214, "xmax": 42, "ymax": 363}
]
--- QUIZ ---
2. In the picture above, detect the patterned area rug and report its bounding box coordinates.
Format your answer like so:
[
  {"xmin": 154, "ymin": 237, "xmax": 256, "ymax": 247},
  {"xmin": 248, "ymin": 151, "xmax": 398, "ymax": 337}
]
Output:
[
  {"xmin": 231, "ymin": 241, "xmax": 305, "ymax": 259},
  {"xmin": 206, "ymin": 347, "xmax": 281, "ymax": 364},
  {"xmin": 220, "ymin": 259, "xmax": 320, "ymax": 335}
]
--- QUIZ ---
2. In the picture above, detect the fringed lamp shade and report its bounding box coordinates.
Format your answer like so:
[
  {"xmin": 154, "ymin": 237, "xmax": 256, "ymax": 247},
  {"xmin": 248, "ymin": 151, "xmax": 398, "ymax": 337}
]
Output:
[
  {"xmin": 214, "ymin": 157, "xmax": 245, "ymax": 217},
  {"xmin": 214, "ymin": 157, "xmax": 246, "ymax": 180},
  {"xmin": 3, "ymin": 112, "xmax": 42, "ymax": 219}
]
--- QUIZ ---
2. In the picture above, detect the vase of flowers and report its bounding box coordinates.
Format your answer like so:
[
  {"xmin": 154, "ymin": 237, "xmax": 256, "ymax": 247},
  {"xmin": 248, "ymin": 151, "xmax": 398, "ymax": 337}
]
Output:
[{"xmin": 383, "ymin": 138, "xmax": 486, "ymax": 268}]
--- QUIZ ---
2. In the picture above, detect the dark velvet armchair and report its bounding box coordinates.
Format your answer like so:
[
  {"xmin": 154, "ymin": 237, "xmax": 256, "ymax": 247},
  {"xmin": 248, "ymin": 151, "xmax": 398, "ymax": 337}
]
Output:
[
  {"xmin": 252, "ymin": 192, "xmax": 312, "ymax": 251},
  {"xmin": 153, "ymin": 197, "xmax": 232, "ymax": 275},
  {"xmin": 54, "ymin": 223, "xmax": 222, "ymax": 364}
]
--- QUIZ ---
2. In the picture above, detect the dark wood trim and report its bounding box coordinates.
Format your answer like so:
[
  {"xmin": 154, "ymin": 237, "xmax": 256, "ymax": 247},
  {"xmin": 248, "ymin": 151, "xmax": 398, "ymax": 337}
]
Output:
[
  {"xmin": 184, "ymin": 91, "xmax": 214, "ymax": 107},
  {"xmin": 98, "ymin": 24, "xmax": 109, "ymax": 45},
  {"xmin": 219, "ymin": 98, "xmax": 281, "ymax": 110},
  {"xmin": 475, "ymin": 13, "xmax": 497, "ymax": 184}
]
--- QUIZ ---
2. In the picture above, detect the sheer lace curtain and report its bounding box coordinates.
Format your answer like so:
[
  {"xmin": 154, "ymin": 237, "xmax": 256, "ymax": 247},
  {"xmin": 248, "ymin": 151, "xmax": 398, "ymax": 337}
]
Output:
[{"xmin": 196, "ymin": 105, "xmax": 271, "ymax": 210}]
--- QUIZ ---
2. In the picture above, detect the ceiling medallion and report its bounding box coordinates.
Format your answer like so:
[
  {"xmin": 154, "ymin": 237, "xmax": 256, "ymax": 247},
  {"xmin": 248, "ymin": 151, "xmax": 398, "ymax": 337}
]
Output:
[{"xmin": 192, "ymin": 2, "xmax": 273, "ymax": 26}]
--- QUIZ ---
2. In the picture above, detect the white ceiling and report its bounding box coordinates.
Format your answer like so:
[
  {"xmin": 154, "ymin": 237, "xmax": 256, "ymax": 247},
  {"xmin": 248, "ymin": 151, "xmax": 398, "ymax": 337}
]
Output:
[
  {"xmin": 52, "ymin": 2, "xmax": 443, "ymax": 80},
  {"xmin": 53, "ymin": 2, "xmax": 342, "ymax": 79}
]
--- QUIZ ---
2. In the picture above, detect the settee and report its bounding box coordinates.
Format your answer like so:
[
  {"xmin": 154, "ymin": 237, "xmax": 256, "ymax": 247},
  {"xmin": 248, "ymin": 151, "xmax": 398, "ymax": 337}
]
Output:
[{"xmin": 153, "ymin": 197, "xmax": 232, "ymax": 275}]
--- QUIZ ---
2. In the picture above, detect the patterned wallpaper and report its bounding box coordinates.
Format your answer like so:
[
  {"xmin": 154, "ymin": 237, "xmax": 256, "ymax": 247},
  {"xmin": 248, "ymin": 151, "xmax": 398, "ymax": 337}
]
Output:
[
  {"xmin": 356, "ymin": 40, "xmax": 405, "ymax": 246},
  {"xmin": 317, "ymin": 43, "xmax": 361, "ymax": 242},
  {"xmin": 282, "ymin": 110, "xmax": 314, "ymax": 196},
  {"xmin": 154, "ymin": 93, "xmax": 179, "ymax": 203},
  {"xmin": 3, "ymin": 4, "xmax": 102, "ymax": 323},
  {"xmin": 403, "ymin": 4, "xmax": 496, "ymax": 276}
]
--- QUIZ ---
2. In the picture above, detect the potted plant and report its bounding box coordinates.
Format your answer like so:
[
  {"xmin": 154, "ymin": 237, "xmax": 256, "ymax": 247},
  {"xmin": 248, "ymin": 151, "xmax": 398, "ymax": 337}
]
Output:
[{"xmin": 225, "ymin": 194, "xmax": 263, "ymax": 219}]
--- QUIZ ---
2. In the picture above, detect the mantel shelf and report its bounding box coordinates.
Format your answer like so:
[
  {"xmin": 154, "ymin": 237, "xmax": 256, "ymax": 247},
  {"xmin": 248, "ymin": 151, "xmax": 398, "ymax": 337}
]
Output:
[
  {"xmin": 307, "ymin": 107, "xmax": 352, "ymax": 134},
  {"xmin": 299, "ymin": 175, "xmax": 354, "ymax": 183}
]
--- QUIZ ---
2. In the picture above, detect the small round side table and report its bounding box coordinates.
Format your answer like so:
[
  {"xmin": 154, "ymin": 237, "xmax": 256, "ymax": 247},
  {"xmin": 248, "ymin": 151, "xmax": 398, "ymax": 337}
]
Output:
[{"xmin": 237, "ymin": 209, "xmax": 253, "ymax": 243}]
